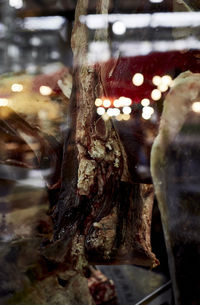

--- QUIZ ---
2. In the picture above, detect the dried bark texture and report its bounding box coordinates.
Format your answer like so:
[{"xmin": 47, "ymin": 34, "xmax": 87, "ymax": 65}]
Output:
[
  {"xmin": 48, "ymin": 0, "xmax": 158, "ymax": 269},
  {"xmin": 151, "ymin": 71, "xmax": 200, "ymax": 305}
]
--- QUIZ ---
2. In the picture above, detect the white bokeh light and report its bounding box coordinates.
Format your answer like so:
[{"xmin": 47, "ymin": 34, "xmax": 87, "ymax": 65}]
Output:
[
  {"xmin": 39, "ymin": 86, "xmax": 52, "ymax": 96},
  {"xmin": 97, "ymin": 107, "xmax": 105, "ymax": 115},
  {"xmin": 112, "ymin": 21, "xmax": 126, "ymax": 35},
  {"xmin": 158, "ymin": 83, "xmax": 168, "ymax": 92},
  {"xmin": 95, "ymin": 98, "xmax": 103, "ymax": 107},
  {"xmin": 151, "ymin": 89, "xmax": 161, "ymax": 101},
  {"xmin": 132, "ymin": 73, "xmax": 144, "ymax": 86},
  {"xmin": 11, "ymin": 83, "xmax": 23, "ymax": 92},
  {"xmin": 141, "ymin": 98, "xmax": 150, "ymax": 107},
  {"xmin": 152, "ymin": 75, "xmax": 162, "ymax": 86},
  {"xmin": 0, "ymin": 98, "xmax": 9, "ymax": 107},
  {"xmin": 122, "ymin": 106, "xmax": 132, "ymax": 114},
  {"xmin": 103, "ymin": 99, "xmax": 111, "ymax": 108},
  {"xmin": 192, "ymin": 101, "xmax": 200, "ymax": 113},
  {"xmin": 162, "ymin": 75, "xmax": 173, "ymax": 86},
  {"xmin": 9, "ymin": 0, "xmax": 23, "ymax": 9}
]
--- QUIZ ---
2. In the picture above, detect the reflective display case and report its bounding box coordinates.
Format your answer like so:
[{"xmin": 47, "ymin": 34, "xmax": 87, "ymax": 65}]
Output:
[{"xmin": 0, "ymin": 1, "xmax": 199, "ymax": 305}]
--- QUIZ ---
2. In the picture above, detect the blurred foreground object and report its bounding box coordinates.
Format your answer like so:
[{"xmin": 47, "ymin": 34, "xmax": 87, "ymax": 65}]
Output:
[{"xmin": 151, "ymin": 71, "xmax": 200, "ymax": 305}]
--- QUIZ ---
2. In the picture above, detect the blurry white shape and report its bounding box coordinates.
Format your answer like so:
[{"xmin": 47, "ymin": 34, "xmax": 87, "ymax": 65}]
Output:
[
  {"xmin": 50, "ymin": 51, "xmax": 60, "ymax": 60},
  {"xmin": 152, "ymin": 75, "xmax": 162, "ymax": 86},
  {"xmin": 151, "ymin": 89, "xmax": 161, "ymax": 101},
  {"xmin": 116, "ymin": 114, "xmax": 123, "ymax": 121},
  {"xmin": 142, "ymin": 106, "xmax": 154, "ymax": 115},
  {"xmin": 158, "ymin": 83, "xmax": 168, "ymax": 92},
  {"xmin": 112, "ymin": 108, "xmax": 120, "ymax": 116},
  {"xmin": 107, "ymin": 108, "xmax": 114, "ymax": 116},
  {"xmin": 26, "ymin": 64, "xmax": 37, "ymax": 74},
  {"xmin": 88, "ymin": 41, "xmax": 110, "ymax": 64},
  {"xmin": 112, "ymin": 21, "xmax": 126, "ymax": 35},
  {"xmin": 113, "ymin": 99, "xmax": 121, "ymax": 107},
  {"xmin": 142, "ymin": 112, "xmax": 152, "ymax": 120},
  {"xmin": 119, "ymin": 96, "xmax": 132, "ymax": 106},
  {"xmin": 24, "ymin": 16, "xmax": 65, "ymax": 31},
  {"xmin": 30, "ymin": 36, "xmax": 41, "ymax": 47},
  {"xmin": 81, "ymin": 12, "xmax": 200, "ymax": 30},
  {"xmin": 80, "ymin": 15, "xmax": 108, "ymax": 29},
  {"xmin": 141, "ymin": 98, "xmax": 150, "ymax": 107},
  {"xmin": 11, "ymin": 83, "xmax": 23, "ymax": 92},
  {"xmin": 122, "ymin": 106, "xmax": 132, "ymax": 114},
  {"xmin": 39, "ymin": 86, "xmax": 52, "ymax": 96},
  {"xmin": 117, "ymin": 41, "xmax": 152, "ymax": 57},
  {"xmin": 162, "ymin": 75, "xmax": 173, "ymax": 86},
  {"xmin": 8, "ymin": 45, "xmax": 20, "ymax": 58},
  {"xmin": 97, "ymin": 107, "xmax": 105, "ymax": 115},
  {"xmin": 9, "ymin": 0, "xmax": 23, "ymax": 9},
  {"xmin": 103, "ymin": 99, "xmax": 111, "ymax": 108},
  {"xmin": 42, "ymin": 62, "xmax": 64, "ymax": 74},
  {"xmin": 95, "ymin": 98, "xmax": 103, "ymax": 107},
  {"xmin": 132, "ymin": 73, "xmax": 144, "ymax": 86},
  {"xmin": 192, "ymin": 101, "xmax": 200, "ymax": 113},
  {"xmin": 122, "ymin": 114, "xmax": 130, "ymax": 121},
  {"xmin": 115, "ymin": 38, "xmax": 200, "ymax": 57},
  {"xmin": 0, "ymin": 98, "xmax": 9, "ymax": 107},
  {"xmin": 149, "ymin": 0, "xmax": 163, "ymax": 3},
  {"xmin": 107, "ymin": 108, "xmax": 120, "ymax": 117},
  {"xmin": 151, "ymin": 12, "xmax": 200, "ymax": 28},
  {"xmin": 102, "ymin": 113, "xmax": 109, "ymax": 121}
]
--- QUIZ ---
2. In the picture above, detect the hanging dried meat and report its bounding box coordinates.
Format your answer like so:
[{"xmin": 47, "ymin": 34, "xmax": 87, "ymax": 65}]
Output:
[
  {"xmin": 44, "ymin": 0, "xmax": 158, "ymax": 269},
  {"xmin": 151, "ymin": 71, "xmax": 200, "ymax": 305}
]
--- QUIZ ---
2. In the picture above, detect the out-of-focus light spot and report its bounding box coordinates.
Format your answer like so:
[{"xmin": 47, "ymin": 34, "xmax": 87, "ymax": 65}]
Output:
[
  {"xmin": 122, "ymin": 114, "xmax": 131, "ymax": 121},
  {"xmin": 50, "ymin": 51, "xmax": 60, "ymax": 60},
  {"xmin": 152, "ymin": 75, "xmax": 162, "ymax": 86},
  {"xmin": 95, "ymin": 98, "xmax": 103, "ymax": 107},
  {"xmin": 30, "ymin": 36, "xmax": 41, "ymax": 47},
  {"xmin": 103, "ymin": 99, "xmax": 111, "ymax": 108},
  {"xmin": 102, "ymin": 113, "xmax": 109, "ymax": 121},
  {"xmin": 119, "ymin": 97, "xmax": 132, "ymax": 106},
  {"xmin": 116, "ymin": 114, "xmax": 123, "ymax": 121},
  {"xmin": 0, "ymin": 98, "xmax": 9, "ymax": 107},
  {"xmin": 142, "ymin": 106, "xmax": 154, "ymax": 115},
  {"xmin": 132, "ymin": 73, "xmax": 144, "ymax": 86},
  {"xmin": 9, "ymin": 0, "xmax": 23, "ymax": 9},
  {"xmin": 97, "ymin": 107, "xmax": 105, "ymax": 115},
  {"xmin": 149, "ymin": 0, "xmax": 164, "ymax": 3},
  {"xmin": 112, "ymin": 21, "xmax": 126, "ymax": 35},
  {"xmin": 158, "ymin": 83, "xmax": 168, "ymax": 92},
  {"xmin": 39, "ymin": 86, "xmax": 52, "ymax": 96},
  {"xmin": 26, "ymin": 64, "xmax": 37, "ymax": 74},
  {"xmin": 151, "ymin": 89, "xmax": 161, "ymax": 101},
  {"xmin": 162, "ymin": 75, "xmax": 172, "ymax": 86},
  {"xmin": 11, "ymin": 83, "xmax": 23, "ymax": 92},
  {"xmin": 107, "ymin": 108, "xmax": 114, "ymax": 116},
  {"xmin": 122, "ymin": 106, "xmax": 132, "ymax": 114},
  {"xmin": 192, "ymin": 101, "xmax": 200, "ymax": 113},
  {"xmin": 24, "ymin": 16, "xmax": 66, "ymax": 31},
  {"xmin": 141, "ymin": 98, "xmax": 150, "ymax": 107},
  {"xmin": 142, "ymin": 112, "xmax": 151, "ymax": 120},
  {"xmin": 113, "ymin": 99, "xmax": 121, "ymax": 107},
  {"xmin": 112, "ymin": 108, "xmax": 120, "ymax": 116}
]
